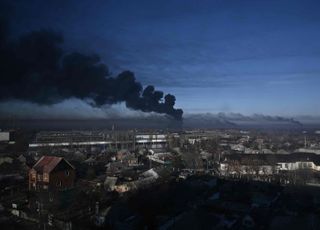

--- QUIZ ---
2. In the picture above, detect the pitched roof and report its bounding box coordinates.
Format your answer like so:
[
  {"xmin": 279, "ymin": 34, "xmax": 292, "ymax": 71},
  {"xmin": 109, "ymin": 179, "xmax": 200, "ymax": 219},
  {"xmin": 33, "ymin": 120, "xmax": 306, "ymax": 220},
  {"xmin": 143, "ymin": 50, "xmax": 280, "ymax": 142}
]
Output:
[{"xmin": 32, "ymin": 156, "xmax": 74, "ymax": 173}]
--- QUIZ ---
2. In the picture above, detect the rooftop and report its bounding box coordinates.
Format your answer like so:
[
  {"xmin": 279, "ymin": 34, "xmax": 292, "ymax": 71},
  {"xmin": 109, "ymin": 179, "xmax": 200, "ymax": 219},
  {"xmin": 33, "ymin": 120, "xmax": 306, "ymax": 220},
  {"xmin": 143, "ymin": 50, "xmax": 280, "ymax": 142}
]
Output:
[{"xmin": 32, "ymin": 155, "xmax": 74, "ymax": 173}]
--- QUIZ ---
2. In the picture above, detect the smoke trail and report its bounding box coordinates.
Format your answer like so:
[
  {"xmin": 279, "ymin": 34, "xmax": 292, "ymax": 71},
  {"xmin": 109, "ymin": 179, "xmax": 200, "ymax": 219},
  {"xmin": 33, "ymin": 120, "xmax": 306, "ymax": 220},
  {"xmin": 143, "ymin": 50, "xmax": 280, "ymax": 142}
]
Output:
[{"xmin": 0, "ymin": 25, "xmax": 183, "ymax": 119}]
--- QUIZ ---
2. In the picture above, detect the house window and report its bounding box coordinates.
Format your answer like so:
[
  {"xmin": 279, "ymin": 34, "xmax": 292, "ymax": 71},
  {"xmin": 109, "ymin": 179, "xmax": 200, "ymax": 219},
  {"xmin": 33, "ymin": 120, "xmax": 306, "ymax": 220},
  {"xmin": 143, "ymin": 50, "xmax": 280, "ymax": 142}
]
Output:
[
  {"xmin": 31, "ymin": 173, "xmax": 36, "ymax": 180},
  {"xmin": 43, "ymin": 173, "xmax": 49, "ymax": 182},
  {"xmin": 65, "ymin": 170, "xmax": 70, "ymax": 176}
]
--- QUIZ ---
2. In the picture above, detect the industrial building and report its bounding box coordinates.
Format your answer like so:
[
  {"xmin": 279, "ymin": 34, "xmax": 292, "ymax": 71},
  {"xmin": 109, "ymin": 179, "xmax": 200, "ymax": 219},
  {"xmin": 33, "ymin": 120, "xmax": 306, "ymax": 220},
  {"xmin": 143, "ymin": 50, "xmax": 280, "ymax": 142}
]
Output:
[{"xmin": 28, "ymin": 131, "xmax": 168, "ymax": 150}]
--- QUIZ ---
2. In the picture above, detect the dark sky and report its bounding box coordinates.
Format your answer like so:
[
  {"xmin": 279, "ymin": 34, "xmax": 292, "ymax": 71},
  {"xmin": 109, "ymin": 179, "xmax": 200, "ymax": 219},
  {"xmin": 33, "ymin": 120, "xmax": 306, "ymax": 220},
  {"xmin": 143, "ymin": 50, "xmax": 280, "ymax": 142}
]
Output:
[{"xmin": 2, "ymin": 0, "xmax": 320, "ymax": 116}]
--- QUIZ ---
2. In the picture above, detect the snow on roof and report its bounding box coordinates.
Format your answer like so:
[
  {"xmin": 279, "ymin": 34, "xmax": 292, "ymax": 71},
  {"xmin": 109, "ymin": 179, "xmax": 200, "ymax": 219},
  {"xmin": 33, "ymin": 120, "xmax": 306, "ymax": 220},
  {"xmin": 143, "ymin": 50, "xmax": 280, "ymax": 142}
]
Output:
[{"xmin": 141, "ymin": 168, "xmax": 159, "ymax": 179}]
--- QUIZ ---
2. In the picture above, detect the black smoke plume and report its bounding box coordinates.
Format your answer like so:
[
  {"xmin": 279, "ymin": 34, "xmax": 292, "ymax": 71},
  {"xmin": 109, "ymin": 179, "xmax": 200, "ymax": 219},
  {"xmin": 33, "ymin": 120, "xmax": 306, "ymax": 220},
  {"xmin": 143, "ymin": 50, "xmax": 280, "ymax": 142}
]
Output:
[{"xmin": 0, "ymin": 25, "xmax": 183, "ymax": 120}]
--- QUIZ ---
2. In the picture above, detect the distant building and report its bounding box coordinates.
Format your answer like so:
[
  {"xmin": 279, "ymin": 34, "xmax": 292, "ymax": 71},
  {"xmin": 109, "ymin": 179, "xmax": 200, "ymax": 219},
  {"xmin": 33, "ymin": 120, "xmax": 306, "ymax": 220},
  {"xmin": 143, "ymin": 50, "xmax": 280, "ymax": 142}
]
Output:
[
  {"xmin": 220, "ymin": 152, "xmax": 320, "ymax": 176},
  {"xmin": 0, "ymin": 131, "xmax": 10, "ymax": 142},
  {"xmin": 0, "ymin": 130, "xmax": 15, "ymax": 144},
  {"xmin": 295, "ymin": 148, "xmax": 320, "ymax": 155},
  {"xmin": 29, "ymin": 156, "xmax": 75, "ymax": 191},
  {"xmin": 135, "ymin": 134, "xmax": 167, "ymax": 148},
  {"xmin": 29, "ymin": 130, "xmax": 167, "ymax": 150}
]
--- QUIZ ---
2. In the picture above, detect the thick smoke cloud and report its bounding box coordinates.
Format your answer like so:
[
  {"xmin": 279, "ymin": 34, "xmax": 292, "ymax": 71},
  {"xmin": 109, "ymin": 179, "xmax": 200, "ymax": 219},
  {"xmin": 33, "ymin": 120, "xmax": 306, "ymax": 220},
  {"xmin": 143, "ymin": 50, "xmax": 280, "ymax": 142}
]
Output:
[{"xmin": 0, "ymin": 24, "xmax": 183, "ymax": 120}]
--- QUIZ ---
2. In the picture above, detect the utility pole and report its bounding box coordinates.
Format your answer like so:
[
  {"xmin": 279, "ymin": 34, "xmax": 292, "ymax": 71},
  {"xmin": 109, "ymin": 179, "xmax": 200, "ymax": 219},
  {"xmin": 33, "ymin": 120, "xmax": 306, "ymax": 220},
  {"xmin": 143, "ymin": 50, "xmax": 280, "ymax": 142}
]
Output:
[{"xmin": 304, "ymin": 135, "xmax": 307, "ymax": 148}]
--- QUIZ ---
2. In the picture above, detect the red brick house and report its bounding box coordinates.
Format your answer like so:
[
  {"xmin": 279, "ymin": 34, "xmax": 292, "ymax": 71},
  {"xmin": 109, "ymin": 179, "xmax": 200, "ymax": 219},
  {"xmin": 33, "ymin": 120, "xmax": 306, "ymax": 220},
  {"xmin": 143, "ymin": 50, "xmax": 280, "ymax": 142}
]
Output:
[{"xmin": 29, "ymin": 156, "xmax": 75, "ymax": 191}]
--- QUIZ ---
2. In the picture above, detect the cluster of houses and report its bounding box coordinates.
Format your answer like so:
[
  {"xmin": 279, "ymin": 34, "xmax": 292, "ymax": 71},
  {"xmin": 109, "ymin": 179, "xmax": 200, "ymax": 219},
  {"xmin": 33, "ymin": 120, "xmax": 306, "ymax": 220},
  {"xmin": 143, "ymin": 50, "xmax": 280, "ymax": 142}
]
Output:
[
  {"xmin": 220, "ymin": 152, "xmax": 320, "ymax": 177},
  {"xmin": 4, "ymin": 146, "xmax": 172, "ymax": 229},
  {"xmin": 2, "ymin": 128, "xmax": 320, "ymax": 229}
]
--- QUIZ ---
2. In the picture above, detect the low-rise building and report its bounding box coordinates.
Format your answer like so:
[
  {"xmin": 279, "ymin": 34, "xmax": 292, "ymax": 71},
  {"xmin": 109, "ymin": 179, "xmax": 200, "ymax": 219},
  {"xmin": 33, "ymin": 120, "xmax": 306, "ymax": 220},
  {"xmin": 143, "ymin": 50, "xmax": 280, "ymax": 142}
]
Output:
[
  {"xmin": 29, "ymin": 156, "xmax": 75, "ymax": 191},
  {"xmin": 220, "ymin": 152, "xmax": 320, "ymax": 176}
]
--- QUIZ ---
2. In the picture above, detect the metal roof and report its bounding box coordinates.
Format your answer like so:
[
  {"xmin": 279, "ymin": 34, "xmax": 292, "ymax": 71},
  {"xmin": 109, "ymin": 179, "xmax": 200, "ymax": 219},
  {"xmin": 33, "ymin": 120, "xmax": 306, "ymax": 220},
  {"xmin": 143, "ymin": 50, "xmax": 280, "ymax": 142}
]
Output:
[{"xmin": 32, "ymin": 155, "xmax": 74, "ymax": 173}]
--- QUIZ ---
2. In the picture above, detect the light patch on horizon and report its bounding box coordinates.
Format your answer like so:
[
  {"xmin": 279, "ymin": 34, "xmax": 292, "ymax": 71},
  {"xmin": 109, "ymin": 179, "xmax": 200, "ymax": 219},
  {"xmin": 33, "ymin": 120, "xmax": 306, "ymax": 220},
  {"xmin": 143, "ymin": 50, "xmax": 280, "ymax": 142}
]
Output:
[{"xmin": 0, "ymin": 99, "xmax": 160, "ymax": 120}]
